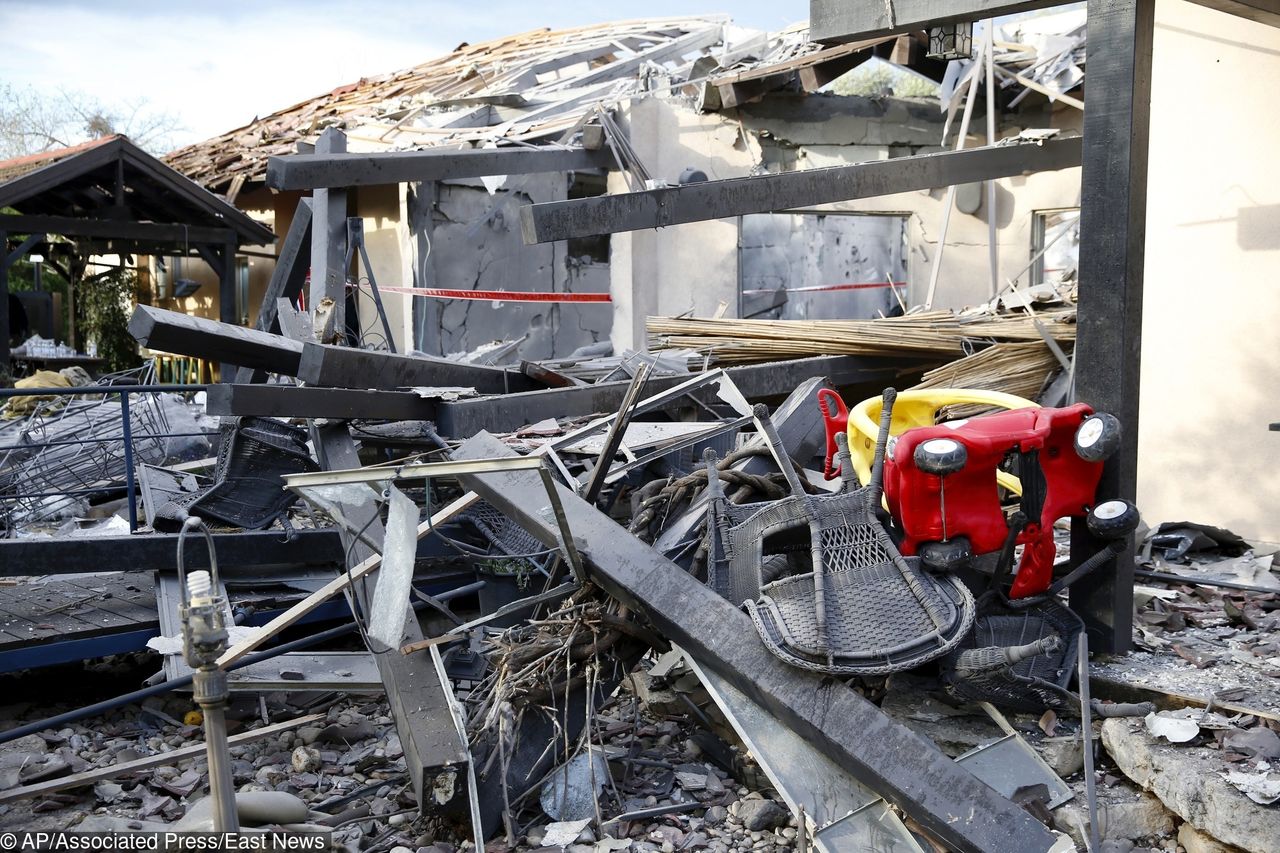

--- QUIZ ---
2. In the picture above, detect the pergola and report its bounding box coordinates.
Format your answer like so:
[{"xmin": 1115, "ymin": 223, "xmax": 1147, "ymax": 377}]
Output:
[{"xmin": 0, "ymin": 134, "xmax": 274, "ymax": 372}]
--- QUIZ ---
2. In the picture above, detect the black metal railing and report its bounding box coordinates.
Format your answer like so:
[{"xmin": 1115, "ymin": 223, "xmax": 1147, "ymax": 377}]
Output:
[{"xmin": 0, "ymin": 383, "xmax": 215, "ymax": 532}]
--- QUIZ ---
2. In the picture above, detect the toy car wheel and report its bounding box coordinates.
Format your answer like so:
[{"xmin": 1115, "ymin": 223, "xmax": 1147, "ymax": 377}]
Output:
[
  {"xmin": 1087, "ymin": 499, "xmax": 1140, "ymax": 539},
  {"xmin": 920, "ymin": 536, "xmax": 972, "ymax": 571},
  {"xmin": 914, "ymin": 438, "xmax": 967, "ymax": 476},
  {"xmin": 1074, "ymin": 413, "xmax": 1121, "ymax": 462}
]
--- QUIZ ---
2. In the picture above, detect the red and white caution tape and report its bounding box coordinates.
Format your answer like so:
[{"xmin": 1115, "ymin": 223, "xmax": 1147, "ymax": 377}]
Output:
[{"xmin": 354, "ymin": 284, "xmax": 610, "ymax": 303}]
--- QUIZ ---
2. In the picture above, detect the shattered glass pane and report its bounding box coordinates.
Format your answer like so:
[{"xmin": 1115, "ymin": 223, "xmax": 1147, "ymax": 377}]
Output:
[{"xmin": 367, "ymin": 485, "xmax": 418, "ymax": 650}]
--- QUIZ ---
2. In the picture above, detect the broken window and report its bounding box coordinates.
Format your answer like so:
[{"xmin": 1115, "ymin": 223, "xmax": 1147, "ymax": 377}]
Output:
[
  {"xmin": 1031, "ymin": 208, "xmax": 1080, "ymax": 286},
  {"xmin": 739, "ymin": 212, "xmax": 907, "ymax": 321}
]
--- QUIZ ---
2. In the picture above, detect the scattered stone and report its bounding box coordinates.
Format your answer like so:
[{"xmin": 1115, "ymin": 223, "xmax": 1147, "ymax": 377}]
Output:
[
  {"xmin": 291, "ymin": 746, "xmax": 321, "ymax": 773},
  {"xmin": 1222, "ymin": 728, "xmax": 1280, "ymax": 761},
  {"xmin": 674, "ymin": 764, "xmax": 707, "ymax": 791},
  {"xmin": 1178, "ymin": 822, "xmax": 1247, "ymax": 853},
  {"xmin": 297, "ymin": 727, "xmax": 324, "ymax": 746},
  {"xmin": 156, "ymin": 769, "xmax": 202, "ymax": 798},
  {"xmin": 18, "ymin": 757, "xmax": 69, "ymax": 784},
  {"xmin": 1039, "ymin": 737, "xmax": 1085, "ymax": 778},
  {"xmin": 734, "ymin": 798, "xmax": 788, "ymax": 832},
  {"xmin": 629, "ymin": 672, "xmax": 684, "ymax": 717},
  {"xmin": 315, "ymin": 721, "xmax": 376, "ymax": 744},
  {"xmin": 543, "ymin": 819, "xmax": 592, "ymax": 847}
]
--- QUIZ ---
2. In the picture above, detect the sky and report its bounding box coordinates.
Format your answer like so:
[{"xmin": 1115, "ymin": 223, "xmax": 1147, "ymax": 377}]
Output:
[{"xmin": 0, "ymin": 0, "xmax": 808, "ymax": 151}]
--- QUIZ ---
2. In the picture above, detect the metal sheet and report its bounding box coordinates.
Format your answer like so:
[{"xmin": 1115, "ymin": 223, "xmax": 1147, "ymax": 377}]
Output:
[
  {"xmin": 683, "ymin": 650, "xmax": 923, "ymax": 853},
  {"xmin": 367, "ymin": 485, "xmax": 418, "ymax": 650},
  {"xmin": 955, "ymin": 734, "xmax": 1074, "ymax": 809}
]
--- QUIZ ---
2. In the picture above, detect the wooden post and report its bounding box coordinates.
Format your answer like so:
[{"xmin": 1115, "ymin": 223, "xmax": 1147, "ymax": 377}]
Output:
[
  {"xmin": 0, "ymin": 230, "xmax": 8, "ymax": 376},
  {"xmin": 309, "ymin": 128, "xmax": 349, "ymax": 343},
  {"xmin": 1069, "ymin": 0, "xmax": 1155, "ymax": 653}
]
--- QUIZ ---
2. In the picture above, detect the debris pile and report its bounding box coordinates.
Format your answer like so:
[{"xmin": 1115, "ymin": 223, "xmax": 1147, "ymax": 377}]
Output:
[{"xmin": 0, "ymin": 11, "xmax": 1270, "ymax": 853}]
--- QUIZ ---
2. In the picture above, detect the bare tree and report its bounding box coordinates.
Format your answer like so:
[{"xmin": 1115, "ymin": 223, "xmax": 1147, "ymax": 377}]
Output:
[{"xmin": 0, "ymin": 84, "xmax": 184, "ymax": 159}]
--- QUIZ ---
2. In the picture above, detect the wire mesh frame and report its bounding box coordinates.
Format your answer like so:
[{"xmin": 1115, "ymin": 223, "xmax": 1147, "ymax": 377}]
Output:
[{"xmin": 0, "ymin": 364, "xmax": 178, "ymax": 525}]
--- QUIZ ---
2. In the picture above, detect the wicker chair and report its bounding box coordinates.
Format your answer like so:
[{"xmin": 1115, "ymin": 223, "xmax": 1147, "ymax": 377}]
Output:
[{"xmin": 706, "ymin": 392, "xmax": 975, "ymax": 676}]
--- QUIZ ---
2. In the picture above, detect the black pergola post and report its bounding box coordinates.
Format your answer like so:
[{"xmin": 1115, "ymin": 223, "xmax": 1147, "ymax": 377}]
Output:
[
  {"xmin": 1069, "ymin": 0, "xmax": 1156, "ymax": 653},
  {"xmin": 0, "ymin": 230, "xmax": 8, "ymax": 376}
]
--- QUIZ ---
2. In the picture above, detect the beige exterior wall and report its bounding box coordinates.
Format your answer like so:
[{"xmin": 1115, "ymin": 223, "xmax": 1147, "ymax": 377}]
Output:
[
  {"xmin": 353, "ymin": 183, "xmax": 413, "ymax": 352},
  {"xmin": 1137, "ymin": 0, "xmax": 1280, "ymax": 545},
  {"xmin": 609, "ymin": 98, "xmax": 756, "ymax": 350}
]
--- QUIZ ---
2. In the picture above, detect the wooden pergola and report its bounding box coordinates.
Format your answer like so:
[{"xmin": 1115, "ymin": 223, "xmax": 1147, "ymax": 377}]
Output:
[{"xmin": 0, "ymin": 135, "xmax": 274, "ymax": 372}]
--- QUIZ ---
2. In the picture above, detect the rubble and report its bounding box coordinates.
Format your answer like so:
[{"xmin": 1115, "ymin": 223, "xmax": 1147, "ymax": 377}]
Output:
[
  {"xmin": 0, "ymin": 6, "xmax": 1273, "ymax": 853},
  {"xmin": 1101, "ymin": 718, "xmax": 1280, "ymax": 853}
]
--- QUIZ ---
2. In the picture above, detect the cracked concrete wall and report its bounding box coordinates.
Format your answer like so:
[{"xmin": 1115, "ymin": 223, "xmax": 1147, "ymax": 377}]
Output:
[
  {"xmin": 390, "ymin": 175, "xmax": 611, "ymax": 360},
  {"xmin": 745, "ymin": 94, "xmax": 1083, "ymax": 311},
  {"xmin": 608, "ymin": 93, "xmax": 1083, "ymax": 351},
  {"xmin": 740, "ymin": 212, "xmax": 905, "ymax": 320},
  {"xmin": 1135, "ymin": 0, "xmax": 1280, "ymax": 545}
]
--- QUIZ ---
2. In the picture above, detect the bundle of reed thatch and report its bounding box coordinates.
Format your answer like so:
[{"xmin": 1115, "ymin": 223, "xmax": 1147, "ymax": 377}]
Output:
[
  {"xmin": 910, "ymin": 340, "xmax": 1067, "ymax": 417},
  {"xmin": 645, "ymin": 309, "xmax": 1075, "ymax": 365}
]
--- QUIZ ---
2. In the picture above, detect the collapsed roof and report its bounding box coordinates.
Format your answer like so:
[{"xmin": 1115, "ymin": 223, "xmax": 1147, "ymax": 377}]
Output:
[{"xmin": 165, "ymin": 14, "xmax": 1087, "ymax": 195}]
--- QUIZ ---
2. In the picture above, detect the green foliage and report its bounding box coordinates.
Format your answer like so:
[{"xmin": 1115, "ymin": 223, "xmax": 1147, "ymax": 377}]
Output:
[{"xmin": 76, "ymin": 268, "xmax": 142, "ymax": 373}]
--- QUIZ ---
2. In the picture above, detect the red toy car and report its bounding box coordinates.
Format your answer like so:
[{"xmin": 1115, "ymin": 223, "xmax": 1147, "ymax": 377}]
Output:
[{"xmin": 823, "ymin": 394, "xmax": 1137, "ymax": 599}]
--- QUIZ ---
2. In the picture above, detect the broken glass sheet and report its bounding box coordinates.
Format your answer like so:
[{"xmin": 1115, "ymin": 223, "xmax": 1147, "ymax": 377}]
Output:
[{"xmin": 367, "ymin": 485, "xmax": 418, "ymax": 650}]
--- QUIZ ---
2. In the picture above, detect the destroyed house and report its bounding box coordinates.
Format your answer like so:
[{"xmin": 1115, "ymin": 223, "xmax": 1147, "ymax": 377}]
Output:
[
  {"xmin": 0, "ymin": 2, "xmax": 1278, "ymax": 852},
  {"xmin": 157, "ymin": 5, "xmax": 1279, "ymax": 547},
  {"xmin": 159, "ymin": 14, "xmax": 1086, "ymax": 360}
]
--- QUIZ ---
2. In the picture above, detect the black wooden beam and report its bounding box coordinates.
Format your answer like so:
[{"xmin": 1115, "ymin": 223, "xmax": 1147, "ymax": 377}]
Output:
[
  {"xmin": 128, "ymin": 305, "xmax": 303, "ymax": 375},
  {"xmin": 452, "ymin": 433, "xmax": 1058, "ymax": 853},
  {"xmin": 0, "ymin": 214, "xmax": 235, "ymax": 245},
  {"xmin": 268, "ymin": 146, "xmax": 616, "ymax": 191},
  {"xmin": 210, "ymin": 355, "xmax": 918, "ymax": 431},
  {"xmin": 1068, "ymin": 0, "xmax": 1154, "ymax": 654},
  {"xmin": 519, "ymin": 138, "xmax": 1082, "ymax": 243},
  {"xmin": 809, "ymin": 0, "xmax": 1067, "ymax": 42},
  {"xmin": 218, "ymin": 238, "xmax": 240, "ymax": 379},
  {"xmin": 257, "ymin": 199, "xmax": 312, "ymax": 330},
  {"xmin": 0, "ymin": 529, "xmax": 343, "ymax": 576},
  {"xmin": 434, "ymin": 355, "xmax": 923, "ymax": 437},
  {"xmin": 297, "ymin": 341, "xmax": 541, "ymax": 394},
  {"xmin": 5, "ymin": 233, "xmax": 45, "ymax": 270},
  {"xmin": 807, "ymin": 0, "xmax": 1279, "ymax": 42},
  {"xmin": 0, "ymin": 139, "xmax": 124, "ymax": 210},
  {"xmin": 206, "ymin": 383, "xmax": 438, "ymax": 420}
]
